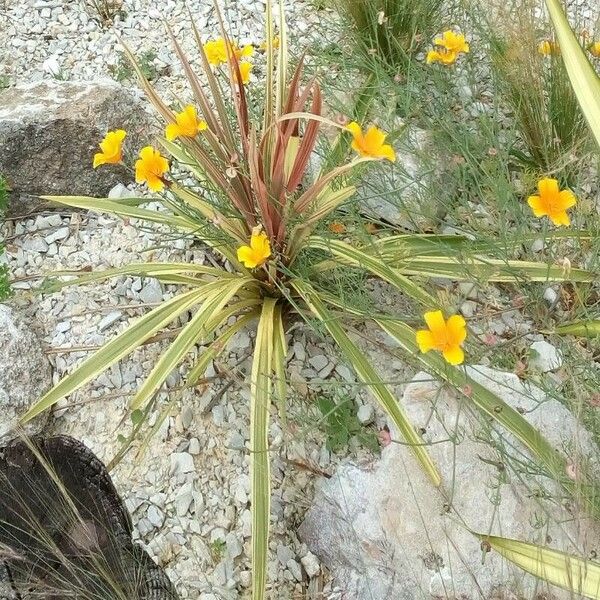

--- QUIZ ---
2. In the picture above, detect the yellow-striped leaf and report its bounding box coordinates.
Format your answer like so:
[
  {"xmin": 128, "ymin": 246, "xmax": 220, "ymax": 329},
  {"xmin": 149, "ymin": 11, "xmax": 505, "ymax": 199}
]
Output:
[
  {"xmin": 477, "ymin": 533, "xmax": 600, "ymax": 599},
  {"xmin": 292, "ymin": 279, "xmax": 441, "ymax": 486}
]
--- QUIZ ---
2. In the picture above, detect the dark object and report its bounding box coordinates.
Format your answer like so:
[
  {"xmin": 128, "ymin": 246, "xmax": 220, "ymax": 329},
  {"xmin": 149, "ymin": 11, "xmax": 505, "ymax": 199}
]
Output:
[{"xmin": 0, "ymin": 436, "xmax": 179, "ymax": 600}]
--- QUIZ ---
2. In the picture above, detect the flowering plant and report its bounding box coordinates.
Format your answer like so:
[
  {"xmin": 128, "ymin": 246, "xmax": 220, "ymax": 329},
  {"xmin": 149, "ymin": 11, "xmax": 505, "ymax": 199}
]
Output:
[{"xmin": 24, "ymin": 2, "xmax": 600, "ymax": 597}]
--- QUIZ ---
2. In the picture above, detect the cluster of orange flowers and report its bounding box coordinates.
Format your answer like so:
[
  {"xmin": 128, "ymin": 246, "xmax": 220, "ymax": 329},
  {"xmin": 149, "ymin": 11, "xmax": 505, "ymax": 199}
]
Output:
[{"xmin": 92, "ymin": 26, "xmax": 583, "ymax": 368}]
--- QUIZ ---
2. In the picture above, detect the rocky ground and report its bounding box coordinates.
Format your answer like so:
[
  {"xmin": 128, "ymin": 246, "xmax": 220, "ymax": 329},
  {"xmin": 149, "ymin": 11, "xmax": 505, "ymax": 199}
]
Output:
[{"xmin": 2, "ymin": 1, "xmax": 600, "ymax": 599}]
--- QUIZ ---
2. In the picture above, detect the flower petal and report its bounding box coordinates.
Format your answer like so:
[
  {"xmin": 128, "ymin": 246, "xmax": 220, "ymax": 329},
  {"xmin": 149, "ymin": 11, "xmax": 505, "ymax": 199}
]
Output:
[
  {"xmin": 446, "ymin": 315, "xmax": 467, "ymax": 345},
  {"xmin": 237, "ymin": 246, "xmax": 256, "ymax": 268},
  {"xmin": 416, "ymin": 330, "xmax": 436, "ymax": 353},
  {"xmin": 346, "ymin": 122, "xmax": 362, "ymax": 139},
  {"xmin": 423, "ymin": 310, "xmax": 446, "ymax": 336},
  {"xmin": 558, "ymin": 190, "xmax": 577, "ymax": 210},
  {"xmin": 538, "ymin": 177, "xmax": 559, "ymax": 198},
  {"xmin": 527, "ymin": 195, "xmax": 547, "ymax": 217},
  {"xmin": 443, "ymin": 345, "xmax": 464, "ymax": 366},
  {"xmin": 165, "ymin": 123, "xmax": 180, "ymax": 142},
  {"xmin": 550, "ymin": 211, "xmax": 570, "ymax": 227},
  {"xmin": 380, "ymin": 144, "xmax": 396, "ymax": 162}
]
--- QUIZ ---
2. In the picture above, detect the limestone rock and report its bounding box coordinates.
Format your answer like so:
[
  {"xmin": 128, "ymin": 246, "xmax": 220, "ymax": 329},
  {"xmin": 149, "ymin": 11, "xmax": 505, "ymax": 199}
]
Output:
[
  {"xmin": 0, "ymin": 305, "xmax": 52, "ymax": 444},
  {"xmin": 299, "ymin": 366, "xmax": 600, "ymax": 600},
  {"xmin": 0, "ymin": 80, "xmax": 152, "ymax": 215}
]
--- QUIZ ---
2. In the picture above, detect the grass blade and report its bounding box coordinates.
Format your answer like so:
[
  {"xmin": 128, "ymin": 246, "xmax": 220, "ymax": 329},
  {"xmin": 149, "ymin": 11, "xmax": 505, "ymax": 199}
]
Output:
[
  {"xmin": 306, "ymin": 236, "xmax": 435, "ymax": 306},
  {"xmin": 292, "ymin": 279, "xmax": 441, "ymax": 486},
  {"xmin": 130, "ymin": 278, "xmax": 252, "ymax": 411},
  {"xmin": 476, "ymin": 533, "xmax": 600, "ymax": 599},
  {"xmin": 545, "ymin": 0, "xmax": 600, "ymax": 149},
  {"xmin": 553, "ymin": 320, "xmax": 600, "ymax": 338},
  {"xmin": 20, "ymin": 287, "xmax": 209, "ymax": 423},
  {"xmin": 250, "ymin": 298, "xmax": 278, "ymax": 600}
]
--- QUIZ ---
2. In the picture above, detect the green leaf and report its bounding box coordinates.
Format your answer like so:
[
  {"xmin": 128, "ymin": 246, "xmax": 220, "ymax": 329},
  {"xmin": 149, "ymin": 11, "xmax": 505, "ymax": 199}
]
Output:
[
  {"xmin": 185, "ymin": 308, "xmax": 260, "ymax": 388},
  {"xmin": 42, "ymin": 262, "xmax": 232, "ymax": 293},
  {"xmin": 376, "ymin": 319, "xmax": 600, "ymax": 516},
  {"xmin": 130, "ymin": 278, "xmax": 253, "ymax": 411},
  {"xmin": 476, "ymin": 533, "xmax": 600, "ymax": 599},
  {"xmin": 41, "ymin": 196, "xmax": 197, "ymax": 231},
  {"xmin": 272, "ymin": 304, "xmax": 288, "ymax": 421},
  {"xmin": 20, "ymin": 287, "xmax": 209, "ymax": 423},
  {"xmin": 554, "ymin": 320, "xmax": 600, "ymax": 338},
  {"xmin": 250, "ymin": 298, "xmax": 278, "ymax": 600},
  {"xmin": 306, "ymin": 236, "xmax": 435, "ymax": 307},
  {"xmin": 131, "ymin": 409, "xmax": 144, "ymax": 425},
  {"xmin": 545, "ymin": 0, "xmax": 600, "ymax": 149},
  {"xmin": 292, "ymin": 279, "xmax": 441, "ymax": 486},
  {"xmin": 393, "ymin": 255, "xmax": 597, "ymax": 283}
]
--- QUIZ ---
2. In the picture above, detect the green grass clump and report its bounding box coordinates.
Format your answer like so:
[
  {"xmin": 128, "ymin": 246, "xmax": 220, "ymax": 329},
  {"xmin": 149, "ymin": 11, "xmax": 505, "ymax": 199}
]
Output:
[{"xmin": 330, "ymin": 0, "xmax": 444, "ymax": 75}]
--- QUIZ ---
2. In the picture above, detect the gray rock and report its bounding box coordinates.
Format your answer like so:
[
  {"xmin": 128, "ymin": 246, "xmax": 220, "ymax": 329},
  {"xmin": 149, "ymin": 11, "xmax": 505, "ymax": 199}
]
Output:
[
  {"xmin": 169, "ymin": 452, "xmax": 195, "ymax": 476},
  {"xmin": 300, "ymin": 552, "xmax": 320, "ymax": 578},
  {"xmin": 139, "ymin": 279, "xmax": 163, "ymax": 304},
  {"xmin": 530, "ymin": 340, "xmax": 563, "ymax": 372},
  {"xmin": 0, "ymin": 80, "xmax": 152, "ymax": 215},
  {"xmin": 0, "ymin": 306, "xmax": 52, "ymax": 443},
  {"xmin": 356, "ymin": 404, "xmax": 374, "ymax": 425},
  {"xmin": 308, "ymin": 355, "xmax": 328, "ymax": 371},
  {"xmin": 97, "ymin": 310, "xmax": 123, "ymax": 332},
  {"xmin": 299, "ymin": 367, "xmax": 600, "ymax": 600}
]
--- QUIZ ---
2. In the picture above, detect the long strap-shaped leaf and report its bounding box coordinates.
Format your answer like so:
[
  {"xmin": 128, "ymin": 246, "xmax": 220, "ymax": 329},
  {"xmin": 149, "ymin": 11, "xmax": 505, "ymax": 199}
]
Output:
[
  {"xmin": 476, "ymin": 533, "xmax": 600, "ymax": 599},
  {"xmin": 377, "ymin": 319, "xmax": 600, "ymax": 517},
  {"xmin": 291, "ymin": 279, "xmax": 441, "ymax": 486},
  {"xmin": 186, "ymin": 308, "xmax": 260, "ymax": 387},
  {"xmin": 42, "ymin": 262, "xmax": 235, "ymax": 293},
  {"xmin": 272, "ymin": 303, "xmax": 287, "ymax": 421},
  {"xmin": 306, "ymin": 236, "xmax": 435, "ymax": 307},
  {"xmin": 130, "ymin": 278, "xmax": 253, "ymax": 411},
  {"xmin": 545, "ymin": 0, "xmax": 600, "ymax": 149},
  {"xmin": 20, "ymin": 287, "xmax": 212, "ymax": 423},
  {"xmin": 251, "ymin": 298, "xmax": 278, "ymax": 600},
  {"xmin": 393, "ymin": 255, "xmax": 597, "ymax": 283},
  {"xmin": 41, "ymin": 196, "xmax": 197, "ymax": 231}
]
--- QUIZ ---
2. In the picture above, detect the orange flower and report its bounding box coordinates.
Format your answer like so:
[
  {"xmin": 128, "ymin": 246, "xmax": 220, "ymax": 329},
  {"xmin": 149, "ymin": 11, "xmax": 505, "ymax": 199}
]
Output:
[
  {"xmin": 93, "ymin": 129, "xmax": 126, "ymax": 168},
  {"xmin": 259, "ymin": 36, "xmax": 280, "ymax": 51},
  {"xmin": 427, "ymin": 30, "xmax": 469, "ymax": 65},
  {"xmin": 165, "ymin": 105, "xmax": 208, "ymax": 141},
  {"xmin": 235, "ymin": 61, "xmax": 253, "ymax": 85},
  {"xmin": 527, "ymin": 177, "xmax": 576, "ymax": 226},
  {"xmin": 433, "ymin": 30, "xmax": 469, "ymax": 54},
  {"xmin": 589, "ymin": 41, "xmax": 600, "ymax": 57},
  {"xmin": 328, "ymin": 222, "xmax": 347, "ymax": 234},
  {"xmin": 538, "ymin": 40, "xmax": 560, "ymax": 56},
  {"xmin": 416, "ymin": 310, "xmax": 467, "ymax": 365},
  {"xmin": 237, "ymin": 230, "xmax": 272, "ymax": 268},
  {"xmin": 346, "ymin": 122, "xmax": 395, "ymax": 162},
  {"xmin": 135, "ymin": 146, "xmax": 169, "ymax": 192},
  {"xmin": 426, "ymin": 48, "xmax": 458, "ymax": 65},
  {"xmin": 203, "ymin": 37, "xmax": 254, "ymax": 66}
]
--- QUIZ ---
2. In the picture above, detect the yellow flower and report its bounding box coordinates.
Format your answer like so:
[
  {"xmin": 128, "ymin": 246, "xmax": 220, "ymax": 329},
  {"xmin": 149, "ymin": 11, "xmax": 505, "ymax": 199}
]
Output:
[
  {"xmin": 260, "ymin": 36, "xmax": 280, "ymax": 51},
  {"xmin": 416, "ymin": 310, "xmax": 467, "ymax": 366},
  {"xmin": 589, "ymin": 41, "xmax": 600, "ymax": 57},
  {"xmin": 527, "ymin": 177, "xmax": 576, "ymax": 227},
  {"xmin": 203, "ymin": 37, "xmax": 254, "ymax": 66},
  {"xmin": 346, "ymin": 122, "xmax": 395, "ymax": 162},
  {"xmin": 538, "ymin": 40, "xmax": 560, "ymax": 56},
  {"xmin": 204, "ymin": 38, "xmax": 229, "ymax": 65},
  {"xmin": 234, "ymin": 44, "xmax": 254, "ymax": 60},
  {"xmin": 93, "ymin": 129, "xmax": 126, "ymax": 168},
  {"xmin": 237, "ymin": 231, "xmax": 272, "ymax": 268},
  {"xmin": 426, "ymin": 48, "xmax": 458, "ymax": 65},
  {"xmin": 433, "ymin": 30, "xmax": 470, "ymax": 55},
  {"xmin": 135, "ymin": 146, "xmax": 169, "ymax": 193},
  {"xmin": 235, "ymin": 61, "xmax": 253, "ymax": 85},
  {"xmin": 165, "ymin": 105, "xmax": 208, "ymax": 141}
]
